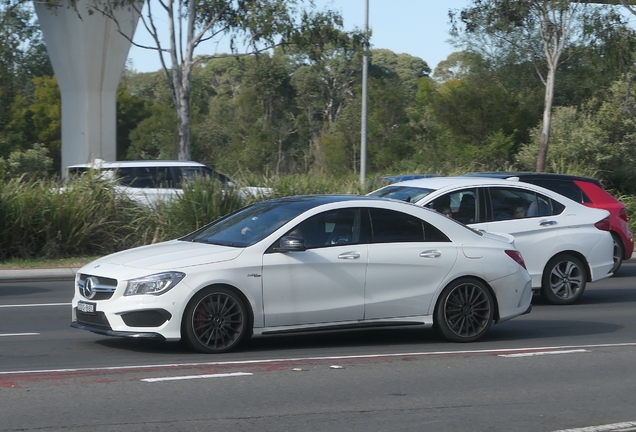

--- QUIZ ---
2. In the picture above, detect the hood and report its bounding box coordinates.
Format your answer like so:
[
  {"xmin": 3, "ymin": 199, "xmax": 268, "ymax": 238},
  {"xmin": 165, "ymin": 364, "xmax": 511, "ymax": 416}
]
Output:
[{"xmin": 92, "ymin": 240, "xmax": 244, "ymax": 270}]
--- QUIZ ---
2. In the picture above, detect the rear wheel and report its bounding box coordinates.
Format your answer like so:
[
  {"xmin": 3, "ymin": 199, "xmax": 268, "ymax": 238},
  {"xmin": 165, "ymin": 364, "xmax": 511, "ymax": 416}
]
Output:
[
  {"xmin": 540, "ymin": 254, "xmax": 586, "ymax": 305},
  {"xmin": 183, "ymin": 287, "xmax": 249, "ymax": 354},
  {"xmin": 434, "ymin": 278, "xmax": 494, "ymax": 342},
  {"xmin": 610, "ymin": 234, "xmax": 624, "ymax": 275}
]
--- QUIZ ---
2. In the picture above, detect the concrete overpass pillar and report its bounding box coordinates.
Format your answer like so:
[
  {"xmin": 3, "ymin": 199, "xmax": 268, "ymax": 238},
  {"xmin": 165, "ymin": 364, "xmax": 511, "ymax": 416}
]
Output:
[{"xmin": 33, "ymin": 0, "xmax": 140, "ymax": 177}]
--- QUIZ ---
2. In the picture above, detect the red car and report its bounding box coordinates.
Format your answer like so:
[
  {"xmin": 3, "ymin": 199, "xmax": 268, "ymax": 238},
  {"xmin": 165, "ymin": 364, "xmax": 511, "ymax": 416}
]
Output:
[{"xmin": 463, "ymin": 172, "xmax": 633, "ymax": 274}]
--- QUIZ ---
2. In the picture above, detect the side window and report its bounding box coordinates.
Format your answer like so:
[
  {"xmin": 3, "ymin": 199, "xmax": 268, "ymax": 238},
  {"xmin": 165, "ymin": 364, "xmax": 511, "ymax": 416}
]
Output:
[
  {"xmin": 369, "ymin": 208, "xmax": 449, "ymax": 243},
  {"xmin": 154, "ymin": 167, "xmax": 174, "ymax": 188},
  {"xmin": 488, "ymin": 187, "xmax": 537, "ymax": 220},
  {"xmin": 428, "ymin": 188, "xmax": 478, "ymax": 224},
  {"xmin": 530, "ymin": 195, "xmax": 565, "ymax": 216},
  {"xmin": 488, "ymin": 188, "xmax": 565, "ymax": 220},
  {"xmin": 284, "ymin": 209, "xmax": 360, "ymax": 249},
  {"xmin": 116, "ymin": 167, "xmax": 172, "ymax": 188}
]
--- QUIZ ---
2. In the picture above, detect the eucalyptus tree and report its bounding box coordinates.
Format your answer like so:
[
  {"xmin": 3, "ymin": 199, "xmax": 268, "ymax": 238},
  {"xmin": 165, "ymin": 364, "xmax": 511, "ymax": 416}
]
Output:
[
  {"xmin": 451, "ymin": 0, "xmax": 629, "ymax": 172},
  {"xmin": 90, "ymin": 0, "xmax": 344, "ymax": 162},
  {"xmin": 0, "ymin": 1, "xmax": 52, "ymax": 156},
  {"xmin": 289, "ymin": 32, "xmax": 364, "ymax": 171},
  {"xmin": 369, "ymin": 49, "xmax": 430, "ymax": 100}
]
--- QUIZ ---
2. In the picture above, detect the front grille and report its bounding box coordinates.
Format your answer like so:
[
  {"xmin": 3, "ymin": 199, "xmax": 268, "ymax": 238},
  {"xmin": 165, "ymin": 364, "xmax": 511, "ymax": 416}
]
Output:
[
  {"xmin": 120, "ymin": 310, "xmax": 172, "ymax": 328},
  {"xmin": 77, "ymin": 274, "xmax": 118, "ymax": 300},
  {"xmin": 75, "ymin": 310, "xmax": 111, "ymax": 329}
]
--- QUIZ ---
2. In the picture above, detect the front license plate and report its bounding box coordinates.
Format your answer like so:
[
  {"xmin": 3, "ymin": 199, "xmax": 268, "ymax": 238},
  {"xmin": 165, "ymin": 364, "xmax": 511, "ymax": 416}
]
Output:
[{"xmin": 77, "ymin": 301, "xmax": 96, "ymax": 315}]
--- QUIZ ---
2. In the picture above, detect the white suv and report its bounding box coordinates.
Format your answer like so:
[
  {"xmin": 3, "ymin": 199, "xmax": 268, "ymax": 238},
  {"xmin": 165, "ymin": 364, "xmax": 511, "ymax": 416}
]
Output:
[
  {"xmin": 66, "ymin": 159, "xmax": 271, "ymax": 206},
  {"xmin": 369, "ymin": 176, "xmax": 614, "ymax": 305}
]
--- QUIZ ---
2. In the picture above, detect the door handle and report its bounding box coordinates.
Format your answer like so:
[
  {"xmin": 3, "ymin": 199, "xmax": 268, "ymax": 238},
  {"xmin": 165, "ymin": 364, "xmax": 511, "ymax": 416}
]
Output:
[
  {"xmin": 539, "ymin": 220, "xmax": 557, "ymax": 226},
  {"xmin": 420, "ymin": 250, "xmax": 441, "ymax": 258},
  {"xmin": 338, "ymin": 252, "xmax": 360, "ymax": 260}
]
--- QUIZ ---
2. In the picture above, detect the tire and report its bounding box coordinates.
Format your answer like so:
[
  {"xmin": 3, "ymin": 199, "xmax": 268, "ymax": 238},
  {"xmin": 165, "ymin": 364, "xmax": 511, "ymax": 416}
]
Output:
[
  {"xmin": 434, "ymin": 278, "xmax": 494, "ymax": 343},
  {"xmin": 182, "ymin": 286, "xmax": 249, "ymax": 354},
  {"xmin": 540, "ymin": 254, "xmax": 586, "ymax": 305},
  {"xmin": 610, "ymin": 234, "xmax": 624, "ymax": 276}
]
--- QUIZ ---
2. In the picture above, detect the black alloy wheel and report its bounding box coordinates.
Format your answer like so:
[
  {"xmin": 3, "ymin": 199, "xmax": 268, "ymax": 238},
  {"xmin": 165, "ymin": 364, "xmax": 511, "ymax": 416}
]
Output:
[
  {"xmin": 183, "ymin": 287, "xmax": 249, "ymax": 354},
  {"xmin": 434, "ymin": 278, "xmax": 494, "ymax": 342}
]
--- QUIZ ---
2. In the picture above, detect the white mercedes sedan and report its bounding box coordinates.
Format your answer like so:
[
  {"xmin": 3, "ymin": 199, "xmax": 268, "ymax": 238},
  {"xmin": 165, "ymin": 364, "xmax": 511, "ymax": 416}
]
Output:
[
  {"xmin": 369, "ymin": 177, "xmax": 614, "ymax": 305},
  {"xmin": 72, "ymin": 195, "xmax": 532, "ymax": 353}
]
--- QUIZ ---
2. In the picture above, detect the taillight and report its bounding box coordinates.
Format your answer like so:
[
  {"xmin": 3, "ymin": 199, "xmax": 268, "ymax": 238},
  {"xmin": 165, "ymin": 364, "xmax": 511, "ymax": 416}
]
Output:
[
  {"xmin": 505, "ymin": 250, "xmax": 527, "ymax": 270},
  {"xmin": 619, "ymin": 207, "xmax": 630, "ymax": 222},
  {"xmin": 595, "ymin": 216, "xmax": 611, "ymax": 231}
]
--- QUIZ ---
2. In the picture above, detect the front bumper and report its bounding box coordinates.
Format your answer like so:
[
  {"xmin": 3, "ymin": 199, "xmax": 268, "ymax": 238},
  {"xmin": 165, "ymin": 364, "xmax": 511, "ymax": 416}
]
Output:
[{"xmin": 71, "ymin": 321, "xmax": 165, "ymax": 340}]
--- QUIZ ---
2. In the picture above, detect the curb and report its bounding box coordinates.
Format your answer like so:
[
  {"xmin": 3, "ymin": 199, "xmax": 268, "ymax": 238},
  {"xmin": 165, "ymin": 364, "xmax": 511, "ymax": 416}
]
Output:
[{"xmin": 0, "ymin": 268, "xmax": 79, "ymax": 283}]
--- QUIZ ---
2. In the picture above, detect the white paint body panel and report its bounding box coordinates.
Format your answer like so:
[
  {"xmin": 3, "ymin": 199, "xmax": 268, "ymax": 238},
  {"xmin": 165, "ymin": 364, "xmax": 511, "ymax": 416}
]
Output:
[
  {"xmin": 72, "ymin": 198, "xmax": 532, "ymax": 343},
  {"xmin": 370, "ymin": 177, "xmax": 614, "ymax": 288}
]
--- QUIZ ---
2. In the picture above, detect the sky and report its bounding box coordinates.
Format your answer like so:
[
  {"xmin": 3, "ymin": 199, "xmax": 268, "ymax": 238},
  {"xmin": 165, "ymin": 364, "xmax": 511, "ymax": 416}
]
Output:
[{"xmin": 126, "ymin": 0, "xmax": 471, "ymax": 74}]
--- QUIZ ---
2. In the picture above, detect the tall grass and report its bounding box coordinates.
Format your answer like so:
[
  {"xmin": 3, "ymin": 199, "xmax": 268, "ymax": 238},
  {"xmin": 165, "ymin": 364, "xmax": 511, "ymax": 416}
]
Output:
[
  {"xmin": 0, "ymin": 174, "xmax": 157, "ymax": 260},
  {"xmin": 153, "ymin": 176, "xmax": 245, "ymax": 239},
  {"xmin": 7, "ymin": 171, "xmax": 634, "ymax": 263},
  {"xmin": 261, "ymin": 173, "xmax": 366, "ymax": 196}
]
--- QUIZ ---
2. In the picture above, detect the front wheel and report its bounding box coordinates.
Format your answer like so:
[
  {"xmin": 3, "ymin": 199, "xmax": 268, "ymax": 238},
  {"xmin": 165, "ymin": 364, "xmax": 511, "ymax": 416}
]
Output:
[
  {"xmin": 540, "ymin": 254, "xmax": 586, "ymax": 305},
  {"xmin": 434, "ymin": 278, "xmax": 494, "ymax": 343},
  {"xmin": 183, "ymin": 287, "xmax": 249, "ymax": 354}
]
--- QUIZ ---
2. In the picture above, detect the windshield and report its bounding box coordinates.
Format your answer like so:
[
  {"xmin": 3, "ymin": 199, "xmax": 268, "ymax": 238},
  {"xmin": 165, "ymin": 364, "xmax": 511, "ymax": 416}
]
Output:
[
  {"xmin": 368, "ymin": 185, "xmax": 434, "ymax": 204},
  {"xmin": 181, "ymin": 198, "xmax": 318, "ymax": 247}
]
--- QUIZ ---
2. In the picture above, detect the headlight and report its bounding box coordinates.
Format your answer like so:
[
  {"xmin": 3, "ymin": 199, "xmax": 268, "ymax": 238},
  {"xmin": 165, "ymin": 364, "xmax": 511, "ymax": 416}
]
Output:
[{"xmin": 124, "ymin": 272, "xmax": 185, "ymax": 296}]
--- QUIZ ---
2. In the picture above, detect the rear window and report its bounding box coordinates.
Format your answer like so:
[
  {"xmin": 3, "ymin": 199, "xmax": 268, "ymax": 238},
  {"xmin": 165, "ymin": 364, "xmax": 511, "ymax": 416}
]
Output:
[{"xmin": 524, "ymin": 179, "xmax": 591, "ymax": 204}]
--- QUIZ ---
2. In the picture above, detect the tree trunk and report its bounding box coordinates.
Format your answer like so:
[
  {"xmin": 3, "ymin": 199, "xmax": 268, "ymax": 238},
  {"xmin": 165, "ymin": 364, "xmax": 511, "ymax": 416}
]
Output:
[
  {"xmin": 536, "ymin": 63, "xmax": 557, "ymax": 173},
  {"xmin": 176, "ymin": 78, "xmax": 191, "ymax": 161}
]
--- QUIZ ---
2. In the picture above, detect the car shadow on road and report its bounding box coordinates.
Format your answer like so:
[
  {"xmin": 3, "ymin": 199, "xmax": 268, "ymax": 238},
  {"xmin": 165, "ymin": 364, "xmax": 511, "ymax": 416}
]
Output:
[
  {"xmin": 245, "ymin": 327, "xmax": 442, "ymax": 354},
  {"xmin": 96, "ymin": 338, "xmax": 192, "ymax": 354},
  {"xmin": 530, "ymin": 287, "xmax": 636, "ymax": 306},
  {"xmin": 93, "ymin": 287, "xmax": 635, "ymax": 356},
  {"xmin": 485, "ymin": 319, "xmax": 623, "ymax": 342}
]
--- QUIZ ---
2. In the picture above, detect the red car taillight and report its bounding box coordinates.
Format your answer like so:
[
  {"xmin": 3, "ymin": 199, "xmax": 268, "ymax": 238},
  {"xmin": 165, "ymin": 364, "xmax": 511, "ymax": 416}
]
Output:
[
  {"xmin": 505, "ymin": 250, "xmax": 527, "ymax": 270},
  {"xmin": 595, "ymin": 216, "xmax": 611, "ymax": 231},
  {"xmin": 619, "ymin": 207, "xmax": 630, "ymax": 222}
]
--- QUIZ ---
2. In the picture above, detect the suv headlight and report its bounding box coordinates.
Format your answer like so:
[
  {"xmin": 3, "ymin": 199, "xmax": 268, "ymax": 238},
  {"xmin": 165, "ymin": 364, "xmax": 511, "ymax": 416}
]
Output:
[{"xmin": 124, "ymin": 272, "xmax": 185, "ymax": 296}]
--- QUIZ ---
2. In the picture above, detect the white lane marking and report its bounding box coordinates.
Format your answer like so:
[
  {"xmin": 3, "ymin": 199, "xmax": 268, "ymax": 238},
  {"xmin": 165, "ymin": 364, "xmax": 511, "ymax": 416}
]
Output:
[
  {"xmin": 142, "ymin": 372, "xmax": 253, "ymax": 383},
  {"xmin": 499, "ymin": 349, "xmax": 587, "ymax": 358},
  {"xmin": 0, "ymin": 333, "xmax": 39, "ymax": 337},
  {"xmin": 1, "ymin": 342, "xmax": 635, "ymax": 376},
  {"xmin": 552, "ymin": 421, "xmax": 636, "ymax": 432},
  {"xmin": 0, "ymin": 303, "xmax": 70, "ymax": 308}
]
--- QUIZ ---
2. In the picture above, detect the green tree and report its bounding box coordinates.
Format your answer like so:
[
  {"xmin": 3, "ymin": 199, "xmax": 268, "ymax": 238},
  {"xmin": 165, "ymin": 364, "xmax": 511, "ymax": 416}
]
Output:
[
  {"xmin": 92, "ymin": 0, "xmax": 345, "ymax": 163},
  {"xmin": 0, "ymin": 2, "xmax": 53, "ymax": 155},
  {"xmin": 370, "ymin": 49, "xmax": 430, "ymax": 100},
  {"xmin": 127, "ymin": 104, "xmax": 178, "ymax": 160},
  {"xmin": 0, "ymin": 143, "xmax": 53, "ymax": 179},
  {"xmin": 517, "ymin": 76, "xmax": 636, "ymax": 191},
  {"xmin": 451, "ymin": 0, "xmax": 632, "ymax": 172},
  {"xmin": 290, "ymin": 34, "xmax": 363, "ymax": 171},
  {"xmin": 116, "ymin": 74, "xmax": 152, "ymax": 159}
]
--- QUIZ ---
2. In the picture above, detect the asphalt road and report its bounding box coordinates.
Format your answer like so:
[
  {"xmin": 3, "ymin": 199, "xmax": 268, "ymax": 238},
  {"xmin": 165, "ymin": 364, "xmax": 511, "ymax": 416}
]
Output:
[{"xmin": 1, "ymin": 263, "xmax": 636, "ymax": 432}]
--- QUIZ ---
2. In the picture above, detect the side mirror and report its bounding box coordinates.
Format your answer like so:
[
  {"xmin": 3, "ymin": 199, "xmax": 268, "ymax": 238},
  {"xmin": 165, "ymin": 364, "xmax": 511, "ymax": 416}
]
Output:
[{"xmin": 274, "ymin": 236, "xmax": 306, "ymax": 252}]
